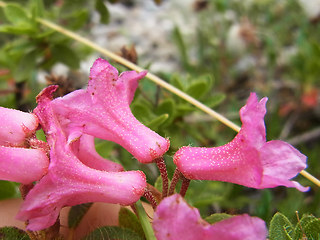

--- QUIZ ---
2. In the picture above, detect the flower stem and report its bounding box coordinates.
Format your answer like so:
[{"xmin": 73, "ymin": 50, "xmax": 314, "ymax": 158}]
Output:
[
  {"xmin": 168, "ymin": 168, "xmax": 182, "ymax": 196},
  {"xmin": 155, "ymin": 157, "xmax": 169, "ymax": 198},
  {"xmin": 135, "ymin": 200, "xmax": 157, "ymax": 240},
  {"xmin": 143, "ymin": 189, "xmax": 158, "ymax": 210},
  {"xmin": 180, "ymin": 176, "xmax": 191, "ymax": 198}
]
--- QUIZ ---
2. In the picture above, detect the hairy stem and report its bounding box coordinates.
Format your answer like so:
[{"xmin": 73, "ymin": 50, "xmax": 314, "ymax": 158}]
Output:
[
  {"xmin": 168, "ymin": 168, "xmax": 182, "ymax": 196},
  {"xmin": 155, "ymin": 157, "xmax": 169, "ymax": 198},
  {"xmin": 180, "ymin": 176, "xmax": 191, "ymax": 198},
  {"xmin": 143, "ymin": 189, "xmax": 158, "ymax": 210}
]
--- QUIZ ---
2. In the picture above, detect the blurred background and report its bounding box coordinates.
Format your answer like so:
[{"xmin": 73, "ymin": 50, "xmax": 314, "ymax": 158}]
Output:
[{"xmin": 0, "ymin": 0, "xmax": 319, "ymax": 226}]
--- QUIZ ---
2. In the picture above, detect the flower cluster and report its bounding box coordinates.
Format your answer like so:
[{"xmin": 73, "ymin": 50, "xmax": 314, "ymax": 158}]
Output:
[{"xmin": 0, "ymin": 58, "xmax": 308, "ymax": 238}]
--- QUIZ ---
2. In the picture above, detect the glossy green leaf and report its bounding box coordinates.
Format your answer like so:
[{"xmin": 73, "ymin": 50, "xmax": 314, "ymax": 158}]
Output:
[
  {"xmin": 95, "ymin": 0, "xmax": 110, "ymax": 24},
  {"xmin": 119, "ymin": 207, "xmax": 145, "ymax": 239},
  {"xmin": 68, "ymin": 203, "xmax": 93, "ymax": 228},
  {"xmin": 293, "ymin": 214, "xmax": 320, "ymax": 240},
  {"xmin": 269, "ymin": 212, "xmax": 293, "ymax": 240},
  {"xmin": 0, "ymin": 227, "xmax": 30, "ymax": 240},
  {"xmin": 82, "ymin": 226, "xmax": 143, "ymax": 240},
  {"xmin": 156, "ymin": 98, "xmax": 175, "ymax": 125},
  {"xmin": 205, "ymin": 213, "xmax": 233, "ymax": 224}
]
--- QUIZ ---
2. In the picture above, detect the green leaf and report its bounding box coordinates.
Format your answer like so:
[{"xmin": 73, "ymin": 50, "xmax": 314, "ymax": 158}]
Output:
[
  {"xmin": 131, "ymin": 102, "xmax": 151, "ymax": 124},
  {"xmin": 95, "ymin": 0, "xmax": 110, "ymax": 24},
  {"xmin": 51, "ymin": 44, "xmax": 80, "ymax": 69},
  {"xmin": 147, "ymin": 114, "xmax": 168, "ymax": 130},
  {"xmin": 95, "ymin": 139, "xmax": 116, "ymax": 158},
  {"xmin": 64, "ymin": 9, "xmax": 89, "ymax": 30},
  {"xmin": 172, "ymin": 26, "xmax": 189, "ymax": 68},
  {"xmin": 269, "ymin": 212, "xmax": 293, "ymax": 240},
  {"xmin": 14, "ymin": 49, "xmax": 38, "ymax": 82},
  {"xmin": 68, "ymin": 203, "xmax": 93, "ymax": 228},
  {"xmin": 0, "ymin": 24, "xmax": 35, "ymax": 35},
  {"xmin": 293, "ymin": 214, "xmax": 320, "ymax": 240},
  {"xmin": 0, "ymin": 227, "xmax": 30, "ymax": 240},
  {"xmin": 31, "ymin": 0, "xmax": 45, "ymax": 19},
  {"xmin": 155, "ymin": 98, "xmax": 175, "ymax": 125},
  {"xmin": 82, "ymin": 226, "xmax": 143, "ymax": 240},
  {"xmin": 204, "ymin": 93, "xmax": 226, "ymax": 108},
  {"xmin": 186, "ymin": 80, "xmax": 208, "ymax": 99},
  {"xmin": 154, "ymin": 175, "xmax": 162, "ymax": 192},
  {"xmin": 205, "ymin": 213, "xmax": 233, "ymax": 224},
  {"xmin": 0, "ymin": 181, "xmax": 20, "ymax": 200},
  {"xmin": 170, "ymin": 74, "xmax": 184, "ymax": 91},
  {"xmin": 3, "ymin": 3, "xmax": 30, "ymax": 25},
  {"xmin": 119, "ymin": 208, "xmax": 145, "ymax": 239}
]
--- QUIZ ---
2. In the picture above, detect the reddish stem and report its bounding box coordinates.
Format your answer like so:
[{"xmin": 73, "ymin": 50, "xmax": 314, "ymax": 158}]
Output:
[
  {"xmin": 168, "ymin": 168, "xmax": 182, "ymax": 196},
  {"xmin": 180, "ymin": 175, "xmax": 190, "ymax": 198},
  {"xmin": 143, "ymin": 189, "xmax": 158, "ymax": 210},
  {"xmin": 155, "ymin": 157, "xmax": 168, "ymax": 198}
]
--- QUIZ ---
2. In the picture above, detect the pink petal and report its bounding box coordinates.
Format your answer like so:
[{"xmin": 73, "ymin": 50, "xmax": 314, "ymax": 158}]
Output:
[
  {"xmin": 18, "ymin": 86, "xmax": 146, "ymax": 231},
  {"xmin": 0, "ymin": 146, "xmax": 48, "ymax": 184},
  {"xmin": 206, "ymin": 214, "xmax": 267, "ymax": 240},
  {"xmin": 153, "ymin": 194, "xmax": 267, "ymax": 240},
  {"xmin": 0, "ymin": 107, "xmax": 38, "ymax": 147},
  {"xmin": 71, "ymin": 134, "xmax": 123, "ymax": 172},
  {"xmin": 260, "ymin": 140, "xmax": 308, "ymax": 191},
  {"xmin": 174, "ymin": 93, "xmax": 308, "ymax": 191},
  {"xmin": 51, "ymin": 58, "xmax": 169, "ymax": 163}
]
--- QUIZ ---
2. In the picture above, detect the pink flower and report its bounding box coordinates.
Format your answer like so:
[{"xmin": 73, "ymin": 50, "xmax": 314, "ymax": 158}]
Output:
[
  {"xmin": 71, "ymin": 134, "xmax": 123, "ymax": 172},
  {"xmin": 153, "ymin": 194, "xmax": 267, "ymax": 240},
  {"xmin": 0, "ymin": 107, "xmax": 49, "ymax": 184},
  {"xmin": 51, "ymin": 58, "xmax": 170, "ymax": 163},
  {"xmin": 17, "ymin": 86, "xmax": 147, "ymax": 231},
  {"xmin": 0, "ymin": 107, "xmax": 39, "ymax": 147},
  {"xmin": 174, "ymin": 93, "xmax": 308, "ymax": 192}
]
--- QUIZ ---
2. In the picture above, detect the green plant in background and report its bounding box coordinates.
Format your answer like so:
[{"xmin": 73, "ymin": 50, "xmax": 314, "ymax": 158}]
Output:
[{"xmin": 0, "ymin": 0, "xmax": 320, "ymax": 239}]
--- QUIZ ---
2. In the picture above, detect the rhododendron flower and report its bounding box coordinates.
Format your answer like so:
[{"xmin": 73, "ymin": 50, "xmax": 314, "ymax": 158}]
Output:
[
  {"xmin": 0, "ymin": 107, "xmax": 38, "ymax": 147},
  {"xmin": 71, "ymin": 134, "xmax": 123, "ymax": 172},
  {"xmin": 153, "ymin": 194, "xmax": 267, "ymax": 240},
  {"xmin": 17, "ymin": 86, "xmax": 147, "ymax": 231},
  {"xmin": 174, "ymin": 93, "xmax": 308, "ymax": 192},
  {"xmin": 51, "ymin": 58, "xmax": 170, "ymax": 163},
  {"xmin": 0, "ymin": 107, "xmax": 49, "ymax": 184}
]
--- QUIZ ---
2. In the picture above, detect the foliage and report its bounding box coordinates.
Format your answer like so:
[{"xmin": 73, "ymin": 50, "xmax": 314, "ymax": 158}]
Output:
[{"xmin": 0, "ymin": 0, "xmax": 320, "ymax": 239}]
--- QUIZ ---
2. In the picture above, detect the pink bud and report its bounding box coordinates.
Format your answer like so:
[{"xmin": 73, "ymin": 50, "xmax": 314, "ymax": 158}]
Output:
[
  {"xmin": 174, "ymin": 93, "xmax": 308, "ymax": 192},
  {"xmin": 0, "ymin": 107, "xmax": 38, "ymax": 147},
  {"xmin": 51, "ymin": 58, "xmax": 170, "ymax": 163},
  {"xmin": 153, "ymin": 194, "xmax": 267, "ymax": 240},
  {"xmin": 0, "ymin": 146, "xmax": 48, "ymax": 184}
]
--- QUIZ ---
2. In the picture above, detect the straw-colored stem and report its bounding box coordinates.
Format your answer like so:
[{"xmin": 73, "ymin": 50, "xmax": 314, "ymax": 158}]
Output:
[
  {"xmin": 37, "ymin": 18, "xmax": 241, "ymax": 133},
  {"xmin": 0, "ymin": 3, "xmax": 317, "ymax": 187},
  {"xmin": 29, "ymin": 19, "xmax": 320, "ymax": 188}
]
